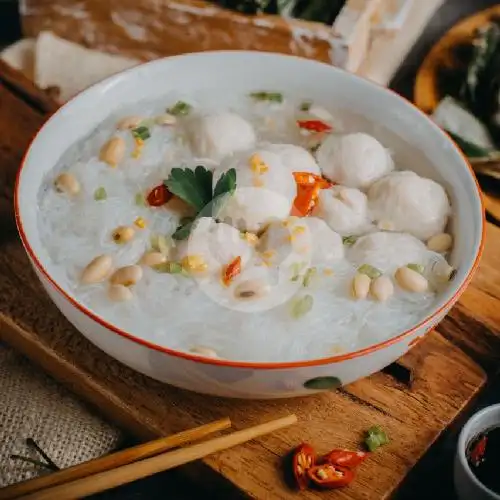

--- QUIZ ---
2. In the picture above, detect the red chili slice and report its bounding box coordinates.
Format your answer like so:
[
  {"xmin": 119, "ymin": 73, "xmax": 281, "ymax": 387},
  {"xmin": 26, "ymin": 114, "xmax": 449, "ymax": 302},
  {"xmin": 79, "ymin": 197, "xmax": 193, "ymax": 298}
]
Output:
[
  {"xmin": 324, "ymin": 449, "xmax": 369, "ymax": 469},
  {"xmin": 222, "ymin": 256, "xmax": 242, "ymax": 286},
  {"xmin": 147, "ymin": 184, "xmax": 172, "ymax": 207},
  {"xmin": 292, "ymin": 172, "xmax": 332, "ymax": 217},
  {"xmin": 292, "ymin": 443, "xmax": 316, "ymax": 490},
  {"xmin": 469, "ymin": 435, "xmax": 488, "ymax": 466},
  {"xmin": 307, "ymin": 463, "xmax": 354, "ymax": 490},
  {"xmin": 297, "ymin": 119, "xmax": 333, "ymax": 133}
]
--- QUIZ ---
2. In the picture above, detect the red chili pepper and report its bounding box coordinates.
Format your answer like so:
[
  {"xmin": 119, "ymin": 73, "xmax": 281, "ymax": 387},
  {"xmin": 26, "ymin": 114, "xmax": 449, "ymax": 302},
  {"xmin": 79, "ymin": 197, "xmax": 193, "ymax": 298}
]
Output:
[
  {"xmin": 293, "ymin": 171, "xmax": 332, "ymax": 189},
  {"xmin": 324, "ymin": 449, "xmax": 368, "ymax": 469},
  {"xmin": 147, "ymin": 184, "xmax": 172, "ymax": 207},
  {"xmin": 307, "ymin": 463, "xmax": 354, "ymax": 490},
  {"xmin": 292, "ymin": 183, "xmax": 321, "ymax": 217},
  {"xmin": 297, "ymin": 119, "xmax": 332, "ymax": 133},
  {"xmin": 470, "ymin": 435, "xmax": 488, "ymax": 466},
  {"xmin": 222, "ymin": 256, "xmax": 242, "ymax": 286},
  {"xmin": 292, "ymin": 443, "xmax": 316, "ymax": 490}
]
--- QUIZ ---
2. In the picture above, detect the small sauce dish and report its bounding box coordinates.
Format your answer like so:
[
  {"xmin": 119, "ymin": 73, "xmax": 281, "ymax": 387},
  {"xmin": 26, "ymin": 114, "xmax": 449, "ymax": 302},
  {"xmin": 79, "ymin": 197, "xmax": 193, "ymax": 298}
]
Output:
[{"xmin": 455, "ymin": 404, "xmax": 500, "ymax": 500}]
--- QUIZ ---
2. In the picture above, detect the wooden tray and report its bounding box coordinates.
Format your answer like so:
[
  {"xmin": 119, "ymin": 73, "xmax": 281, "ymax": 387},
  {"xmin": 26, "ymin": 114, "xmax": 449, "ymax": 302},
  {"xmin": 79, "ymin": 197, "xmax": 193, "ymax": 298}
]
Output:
[
  {"xmin": 1, "ymin": 60, "xmax": 500, "ymax": 499},
  {"xmin": 19, "ymin": 0, "xmax": 444, "ymax": 85},
  {"xmin": 414, "ymin": 4, "xmax": 500, "ymax": 235}
]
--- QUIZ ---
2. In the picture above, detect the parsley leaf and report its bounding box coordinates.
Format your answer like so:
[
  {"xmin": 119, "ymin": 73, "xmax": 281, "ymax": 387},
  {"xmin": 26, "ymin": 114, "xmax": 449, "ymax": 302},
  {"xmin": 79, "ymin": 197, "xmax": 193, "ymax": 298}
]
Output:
[
  {"xmin": 172, "ymin": 218, "xmax": 195, "ymax": 241},
  {"xmin": 164, "ymin": 166, "xmax": 238, "ymax": 240},
  {"xmin": 213, "ymin": 168, "xmax": 236, "ymax": 199},
  {"xmin": 164, "ymin": 166, "xmax": 213, "ymax": 213}
]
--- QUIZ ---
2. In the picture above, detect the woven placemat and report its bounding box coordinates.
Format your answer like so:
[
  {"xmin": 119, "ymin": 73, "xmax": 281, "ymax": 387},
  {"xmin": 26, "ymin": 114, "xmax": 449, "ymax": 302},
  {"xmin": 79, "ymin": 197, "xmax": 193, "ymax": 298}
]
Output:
[{"xmin": 0, "ymin": 342, "xmax": 123, "ymax": 487}]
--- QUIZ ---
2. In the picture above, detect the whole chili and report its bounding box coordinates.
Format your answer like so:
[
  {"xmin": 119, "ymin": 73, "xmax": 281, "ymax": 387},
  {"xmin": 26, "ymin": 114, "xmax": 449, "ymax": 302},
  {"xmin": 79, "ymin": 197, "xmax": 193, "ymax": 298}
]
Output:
[
  {"xmin": 292, "ymin": 443, "xmax": 316, "ymax": 490},
  {"xmin": 307, "ymin": 463, "xmax": 354, "ymax": 490},
  {"xmin": 147, "ymin": 184, "xmax": 172, "ymax": 207},
  {"xmin": 222, "ymin": 256, "xmax": 242, "ymax": 286},
  {"xmin": 324, "ymin": 449, "xmax": 369, "ymax": 469},
  {"xmin": 297, "ymin": 119, "xmax": 333, "ymax": 133}
]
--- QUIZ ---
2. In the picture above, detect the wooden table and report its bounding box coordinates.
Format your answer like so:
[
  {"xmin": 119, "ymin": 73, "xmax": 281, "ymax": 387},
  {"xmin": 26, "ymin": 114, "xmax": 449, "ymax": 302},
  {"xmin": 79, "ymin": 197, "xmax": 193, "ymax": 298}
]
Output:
[{"xmin": 1, "ymin": 11, "xmax": 500, "ymax": 497}]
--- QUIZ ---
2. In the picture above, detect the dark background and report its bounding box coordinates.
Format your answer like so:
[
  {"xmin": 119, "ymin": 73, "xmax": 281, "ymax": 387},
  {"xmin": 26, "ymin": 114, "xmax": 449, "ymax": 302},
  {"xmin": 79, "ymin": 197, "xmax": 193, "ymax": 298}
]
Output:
[{"xmin": 1, "ymin": 0, "xmax": 499, "ymax": 498}]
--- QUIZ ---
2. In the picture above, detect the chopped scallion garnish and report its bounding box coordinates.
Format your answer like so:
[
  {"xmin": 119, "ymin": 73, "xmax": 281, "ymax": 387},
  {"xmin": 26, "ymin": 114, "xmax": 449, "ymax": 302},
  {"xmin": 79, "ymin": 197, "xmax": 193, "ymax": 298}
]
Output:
[
  {"xmin": 167, "ymin": 101, "xmax": 192, "ymax": 116},
  {"xmin": 249, "ymin": 91, "xmax": 283, "ymax": 103},
  {"xmin": 154, "ymin": 261, "xmax": 183, "ymax": 274},
  {"xmin": 342, "ymin": 235, "xmax": 357, "ymax": 246},
  {"xmin": 303, "ymin": 267, "xmax": 317, "ymax": 287},
  {"xmin": 290, "ymin": 294, "xmax": 313, "ymax": 319},
  {"xmin": 300, "ymin": 100, "xmax": 312, "ymax": 111},
  {"xmin": 131, "ymin": 126, "xmax": 151, "ymax": 141},
  {"xmin": 364, "ymin": 425, "xmax": 389, "ymax": 452},
  {"xmin": 407, "ymin": 263, "xmax": 425, "ymax": 275},
  {"xmin": 135, "ymin": 192, "xmax": 146, "ymax": 206},
  {"xmin": 358, "ymin": 264, "xmax": 382, "ymax": 279},
  {"xmin": 93, "ymin": 187, "xmax": 107, "ymax": 201}
]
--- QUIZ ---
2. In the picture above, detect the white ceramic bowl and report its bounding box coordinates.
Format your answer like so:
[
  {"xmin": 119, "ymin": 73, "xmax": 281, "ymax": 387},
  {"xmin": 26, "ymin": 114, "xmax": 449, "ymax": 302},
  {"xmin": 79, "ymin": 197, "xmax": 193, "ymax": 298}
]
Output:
[
  {"xmin": 15, "ymin": 52, "xmax": 484, "ymax": 399},
  {"xmin": 455, "ymin": 404, "xmax": 500, "ymax": 500}
]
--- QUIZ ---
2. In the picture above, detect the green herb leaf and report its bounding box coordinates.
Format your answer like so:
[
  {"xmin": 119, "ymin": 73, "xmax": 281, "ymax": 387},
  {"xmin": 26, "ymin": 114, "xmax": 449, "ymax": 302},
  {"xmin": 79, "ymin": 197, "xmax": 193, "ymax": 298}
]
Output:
[
  {"xmin": 164, "ymin": 166, "xmax": 213, "ymax": 212},
  {"xmin": 358, "ymin": 264, "xmax": 382, "ymax": 279},
  {"xmin": 407, "ymin": 263, "xmax": 424, "ymax": 275},
  {"xmin": 250, "ymin": 91, "xmax": 283, "ymax": 103},
  {"xmin": 290, "ymin": 294, "xmax": 313, "ymax": 319},
  {"xmin": 300, "ymin": 100, "xmax": 312, "ymax": 112},
  {"xmin": 167, "ymin": 101, "xmax": 192, "ymax": 116},
  {"xmin": 131, "ymin": 126, "xmax": 151, "ymax": 141},
  {"xmin": 172, "ymin": 218, "xmax": 196, "ymax": 241},
  {"xmin": 213, "ymin": 168, "xmax": 237, "ymax": 200},
  {"xmin": 364, "ymin": 425, "xmax": 389, "ymax": 452},
  {"xmin": 93, "ymin": 187, "xmax": 107, "ymax": 201},
  {"xmin": 342, "ymin": 235, "xmax": 357, "ymax": 246}
]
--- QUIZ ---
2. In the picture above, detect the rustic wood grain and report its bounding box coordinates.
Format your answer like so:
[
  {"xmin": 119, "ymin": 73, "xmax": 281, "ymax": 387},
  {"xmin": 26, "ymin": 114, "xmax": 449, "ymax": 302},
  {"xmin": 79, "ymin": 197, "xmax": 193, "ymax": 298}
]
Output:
[{"xmin": 0, "ymin": 68, "xmax": 494, "ymax": 499}]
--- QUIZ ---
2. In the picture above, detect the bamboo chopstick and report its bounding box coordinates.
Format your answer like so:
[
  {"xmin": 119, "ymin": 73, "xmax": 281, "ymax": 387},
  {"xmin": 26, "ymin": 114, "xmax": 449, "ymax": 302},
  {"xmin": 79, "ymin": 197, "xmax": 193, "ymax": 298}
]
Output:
[
  {"xmin": 17, "ymin": 414, "xmax": 297, "ymax": 500},
  {"xmin": 0, "ymin": 418, "xmax": 231, "ymax": 500}
]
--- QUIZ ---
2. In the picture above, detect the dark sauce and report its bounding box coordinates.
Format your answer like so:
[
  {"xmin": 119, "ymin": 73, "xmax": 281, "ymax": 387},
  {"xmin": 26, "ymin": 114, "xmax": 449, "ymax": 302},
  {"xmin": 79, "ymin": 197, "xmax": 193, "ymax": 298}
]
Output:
[{"xmin": 466, "ymin": 426, "xmax": 500, "ymax": 495}]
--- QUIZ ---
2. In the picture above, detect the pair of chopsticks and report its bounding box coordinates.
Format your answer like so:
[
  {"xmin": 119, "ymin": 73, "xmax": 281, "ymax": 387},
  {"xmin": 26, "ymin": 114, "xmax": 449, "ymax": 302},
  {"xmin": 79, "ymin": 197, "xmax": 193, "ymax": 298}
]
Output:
[{"xmin": 0, "ymin": 414, "xmax": 297, "ymax": 500}]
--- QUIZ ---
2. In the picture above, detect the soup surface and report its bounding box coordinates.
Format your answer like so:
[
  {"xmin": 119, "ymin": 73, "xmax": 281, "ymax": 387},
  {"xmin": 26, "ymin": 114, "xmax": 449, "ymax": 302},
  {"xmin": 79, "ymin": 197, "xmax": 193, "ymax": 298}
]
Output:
[{"xmin": 37, "ymin": 90, "xmax": 455, "ymax": 362}]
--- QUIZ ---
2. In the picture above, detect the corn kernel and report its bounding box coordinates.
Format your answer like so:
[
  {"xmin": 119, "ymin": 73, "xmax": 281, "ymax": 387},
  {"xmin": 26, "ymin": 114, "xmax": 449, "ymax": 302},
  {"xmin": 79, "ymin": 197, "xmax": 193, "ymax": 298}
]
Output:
[{"xmin": 134, "ymin": 217, "xmax": 147, "ymax": 229}]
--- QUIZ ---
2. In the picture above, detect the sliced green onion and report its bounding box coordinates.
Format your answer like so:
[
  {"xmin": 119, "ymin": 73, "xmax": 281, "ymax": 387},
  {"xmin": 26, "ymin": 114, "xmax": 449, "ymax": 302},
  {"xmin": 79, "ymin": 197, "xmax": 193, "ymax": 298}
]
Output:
[
  {"xmin": 364, "ymin": 425, "xmax": 389, "ymax": 452},
  {"xmin": 154, "ymin": 261, "xmax": 183, "ymax": 274},
  {"xmin": 290, "ymin": 294, "xmax": 313, "ymax": 319},
  {"xmin": 93, "ymin": 187, "xmax": 107, "ymax": 201},
  {"xmin": 290, "ymin": 261, "xmax": 307, "ymax": 282},
  {"xmin": 300, "ymin": 100, "xmax": 312, "ymax": 112},
  {"xmin": 407, "ymin": 263, "xmax": 425, "ymax": 275},
  {"xmin": 131, "ymin": 126, "xmax": 151, "ymax": 141},
  {"xmin": 303, "ymin": 267, "xmax": 317, "ymax": 287},
  {"xmin": 249, "ymin": 91, "xmax": 283, "ymax": 103},
  {"xmin": 358, "ymin": 264, "xmax": 382, "ymax": 279},
  {"xmin": 167, "ymin": 101, "xmax": 192, "ymax": 116},
  {"xmin": 342, "ymin": 235, "xmax": 357, "ymax": 246},
  {"xmin": 135, "ymin": 192, "xmax": 146, "ymax": 206}
]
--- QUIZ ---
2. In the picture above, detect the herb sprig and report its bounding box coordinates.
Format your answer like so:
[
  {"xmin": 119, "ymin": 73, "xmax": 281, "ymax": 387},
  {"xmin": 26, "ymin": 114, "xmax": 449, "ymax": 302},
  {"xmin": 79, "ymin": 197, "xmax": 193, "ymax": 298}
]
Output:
[{"xmin": 164, "ymin": 166, "xmax": 237, "ymax": 240}]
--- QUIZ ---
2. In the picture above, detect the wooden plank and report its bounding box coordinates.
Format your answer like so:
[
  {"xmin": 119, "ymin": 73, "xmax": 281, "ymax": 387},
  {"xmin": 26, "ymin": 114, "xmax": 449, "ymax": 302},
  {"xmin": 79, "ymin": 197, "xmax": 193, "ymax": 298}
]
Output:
[{"xmin": 0, "ymin": 73, "xmax": 491, "ymax": 499}]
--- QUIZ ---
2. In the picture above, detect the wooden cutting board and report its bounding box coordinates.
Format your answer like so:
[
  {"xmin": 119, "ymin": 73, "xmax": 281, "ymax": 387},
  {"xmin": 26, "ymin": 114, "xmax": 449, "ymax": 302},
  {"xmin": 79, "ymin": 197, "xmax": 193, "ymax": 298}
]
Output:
[{"xmin": 1, "ymin": 60, "xmax": 500, "ymax": 499}]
